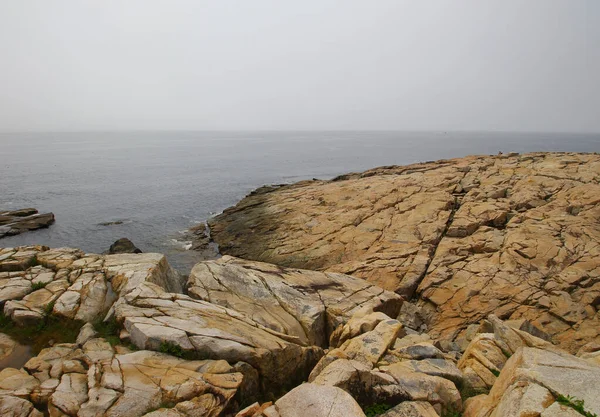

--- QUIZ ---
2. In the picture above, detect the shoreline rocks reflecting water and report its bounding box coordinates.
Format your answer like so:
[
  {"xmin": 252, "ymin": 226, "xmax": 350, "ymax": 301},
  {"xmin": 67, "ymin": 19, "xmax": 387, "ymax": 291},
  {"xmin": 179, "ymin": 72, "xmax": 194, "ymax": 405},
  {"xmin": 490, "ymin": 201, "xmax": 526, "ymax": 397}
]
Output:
[{"xmin": 1, "ymin": 152, "xmax": 599, "ymax": 416}]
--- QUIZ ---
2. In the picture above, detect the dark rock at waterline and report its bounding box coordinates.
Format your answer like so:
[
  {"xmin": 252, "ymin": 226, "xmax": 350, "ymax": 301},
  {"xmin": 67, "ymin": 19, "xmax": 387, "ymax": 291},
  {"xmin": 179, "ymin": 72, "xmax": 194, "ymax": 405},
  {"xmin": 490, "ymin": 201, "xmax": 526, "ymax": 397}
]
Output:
[
  {"xmin": 98, "ymin": 220, "xmax": 124, "ymax": 226},
  {"xmin": 107, "ymin": 238, "xmax": 142, "ymax": 254},
  {"xmin": 0, "ymin": 209, "xmax": 55, "ymax": 238}
]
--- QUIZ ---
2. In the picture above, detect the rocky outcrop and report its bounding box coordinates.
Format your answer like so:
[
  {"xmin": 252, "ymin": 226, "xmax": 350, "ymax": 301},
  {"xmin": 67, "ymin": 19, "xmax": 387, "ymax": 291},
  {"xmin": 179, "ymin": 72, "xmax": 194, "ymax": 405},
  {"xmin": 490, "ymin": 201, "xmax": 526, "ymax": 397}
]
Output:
[
  {"xmin": 463, "ymin": 347, "xmax": 600, "ymax": 416},
  {"xmin": 187, "ymin": 256, "xmax": 403, "ymax": 347},
  {"xmin": 107, "ymin": 238, "xmax": 142, "ymax": 254},
  {"xmin": 0, "ymin": 247, "xmax": 182, "ymax": 326},
  {"xmin": 114, "ymin": 282, "xmax": 323, "ymax": 392},
  {"xmin": 1, "ymin": 331, "xmax": 245, "ymax": 417},
  {"xmin": 208, "ymin": 152, "xmax": 600, "ymax": 353},
  {"xmin": 0, "ymin": 209, "xmax": 55, "ymax": 238}
]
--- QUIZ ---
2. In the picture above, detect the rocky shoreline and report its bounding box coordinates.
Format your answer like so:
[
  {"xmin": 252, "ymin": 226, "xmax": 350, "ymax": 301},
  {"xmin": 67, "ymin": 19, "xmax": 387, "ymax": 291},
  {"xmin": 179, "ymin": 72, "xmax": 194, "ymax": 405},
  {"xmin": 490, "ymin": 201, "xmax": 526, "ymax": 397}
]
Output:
[{"xmin": 0, "ymin": 152, "xmax": 599, "ymax": 416}]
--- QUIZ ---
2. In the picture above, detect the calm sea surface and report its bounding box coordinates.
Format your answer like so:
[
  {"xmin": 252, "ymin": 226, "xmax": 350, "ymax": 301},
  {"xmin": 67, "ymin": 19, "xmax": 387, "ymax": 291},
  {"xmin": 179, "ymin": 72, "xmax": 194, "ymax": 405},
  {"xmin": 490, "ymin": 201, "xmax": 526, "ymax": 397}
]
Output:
[{"xmin": 1, "ymin": 131, "xmax": 599, "ymax": 272}]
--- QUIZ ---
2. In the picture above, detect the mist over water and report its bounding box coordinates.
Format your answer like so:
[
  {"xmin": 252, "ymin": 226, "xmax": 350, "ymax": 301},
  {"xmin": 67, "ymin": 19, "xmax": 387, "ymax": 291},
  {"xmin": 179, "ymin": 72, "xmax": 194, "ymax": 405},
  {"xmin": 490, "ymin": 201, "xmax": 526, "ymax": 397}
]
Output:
[{"xmin": 1, "ymin": 131, "xmax": 599, "ymax": 271}]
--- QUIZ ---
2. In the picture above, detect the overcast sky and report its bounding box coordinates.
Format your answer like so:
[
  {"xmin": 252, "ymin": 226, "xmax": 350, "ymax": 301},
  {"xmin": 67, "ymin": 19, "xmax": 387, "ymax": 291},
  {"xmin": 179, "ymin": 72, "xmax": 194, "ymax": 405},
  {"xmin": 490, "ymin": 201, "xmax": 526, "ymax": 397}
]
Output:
[{"xmin": 0, "ymin": 1, "xmax": 598, "ymax": 132}]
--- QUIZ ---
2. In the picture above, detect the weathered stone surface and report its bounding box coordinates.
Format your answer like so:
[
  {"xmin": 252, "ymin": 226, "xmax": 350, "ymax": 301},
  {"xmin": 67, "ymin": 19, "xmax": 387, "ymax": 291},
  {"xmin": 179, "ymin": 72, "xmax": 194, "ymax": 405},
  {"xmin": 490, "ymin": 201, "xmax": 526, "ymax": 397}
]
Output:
[
  {"xmin": 468, "ymin": 347, "xmax": 600, "ymax": 416},
  {"xmin": 381, "ymin": 401, "xmax": 439, "ymax": 417},
  {"xmin": 188, "ymin": 256, "xmax": 402, "ymax": 347},
  {"xmin": 116, "ymin": 282, "xmax": 323, "ymax": 390},
  {"xmin": 207, "ymin": 153, "xmax": 600, "ymax": 353},
  {"xmin": 0, "ymin": 246, "xmax": 183, "ymax": 325},
  {"xmin": 0, "ymin": 209, "xmax": 55, "ymax": 239},
  {"xmin": 0, "ymin": 333, "xmax": 16, "ymax": 363},
  {"xmin": 273, "ymin": 383, "xmax": 365, "ymax": 417},
  {"xmin": 6, "ymin": 336, "xmax": 245, "ymax": 417},
  {"xmin": 310, "ymin": 311, "xmax": 462, "ymax": 414},
  {"xmin": 0, "ymin": 395, "xmax": 43, "ymax": 417}
]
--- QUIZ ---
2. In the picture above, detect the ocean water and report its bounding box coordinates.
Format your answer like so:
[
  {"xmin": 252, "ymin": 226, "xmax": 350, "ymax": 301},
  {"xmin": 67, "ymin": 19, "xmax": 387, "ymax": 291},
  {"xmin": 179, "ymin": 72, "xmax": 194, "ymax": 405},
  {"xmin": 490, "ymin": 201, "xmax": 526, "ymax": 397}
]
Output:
[{"xmin": 1, "ymin": 131, "xmax": 599, "ymax": 272}]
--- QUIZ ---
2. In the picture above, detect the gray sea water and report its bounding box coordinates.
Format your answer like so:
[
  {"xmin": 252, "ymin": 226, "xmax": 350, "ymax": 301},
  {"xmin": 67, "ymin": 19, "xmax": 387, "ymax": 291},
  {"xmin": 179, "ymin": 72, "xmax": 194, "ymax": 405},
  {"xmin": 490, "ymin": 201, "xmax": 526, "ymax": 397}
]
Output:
[{"xmin": 1, "ymin": 131, "xmax": 599, "ymax": 272}]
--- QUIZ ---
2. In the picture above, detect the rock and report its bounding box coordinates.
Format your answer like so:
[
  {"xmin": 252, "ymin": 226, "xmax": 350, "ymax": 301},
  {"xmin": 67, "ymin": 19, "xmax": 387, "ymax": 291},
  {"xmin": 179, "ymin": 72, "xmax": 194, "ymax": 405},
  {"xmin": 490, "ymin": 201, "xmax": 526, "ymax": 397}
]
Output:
[
  {"xmin": 380, "ymin": 401, "xmax": 439, "ymax": 417},
  {"xmin": 13, "ymin": 335, "xmax": 246, "ymax": 417},
  {"xmin": 76, "ymin": 324, "xmax": 98, "ymax": 346},
  {"xmin": 273, "ymin": 383, "xmax": 365, "ymax": 417},
  {"xmin": 116, "ymin": 282, "xmax": 323, "ymax": 391},
  {"xmin": 0, "ymin": 333, "xmax": 17, "ymax": 362},
  {"xmin": 0, "ymin": 209, "xmax": 55, "ymax": 239},
  {"xmin": 0, "ymin": 367, "xmax": 40, "ymax": 396},
  {"xmin": 187, "ymin": 256, "xmax": 403, "ymax": 347},
  {"xmin": 207, "ymin": 153, "xmax": 600, "ymax": 353},
  {"xmin": 107, "ymin": 238, "xmax": 142, "ymax": 254},
  {"xmin": 469, "ymin": 347, "xmax": 600, "ymax": 416},
  {"xmin": 309, "ymin": 311, "xmax": 462, "ymax": 414},
  {"xmin": 0, "ymin": 395, "xmax": 43, "ymax": 417}
]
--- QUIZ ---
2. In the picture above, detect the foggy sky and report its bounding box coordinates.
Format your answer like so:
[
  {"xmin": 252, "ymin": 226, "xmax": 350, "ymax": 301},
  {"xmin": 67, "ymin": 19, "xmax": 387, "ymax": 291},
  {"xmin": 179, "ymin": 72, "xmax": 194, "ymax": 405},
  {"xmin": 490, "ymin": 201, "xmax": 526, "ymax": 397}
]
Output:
[{"xmin": 0, "ymin": 1, "xmax": 598, "ymax": 132}]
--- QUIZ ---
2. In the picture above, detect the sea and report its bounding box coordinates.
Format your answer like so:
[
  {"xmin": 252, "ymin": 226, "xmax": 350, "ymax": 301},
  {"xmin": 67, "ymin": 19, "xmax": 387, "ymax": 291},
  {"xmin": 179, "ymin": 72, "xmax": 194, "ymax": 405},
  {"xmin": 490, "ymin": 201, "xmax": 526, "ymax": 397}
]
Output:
[{"xmin": 1, "ymin": 131, "xmax": 599, "ymax": 273}]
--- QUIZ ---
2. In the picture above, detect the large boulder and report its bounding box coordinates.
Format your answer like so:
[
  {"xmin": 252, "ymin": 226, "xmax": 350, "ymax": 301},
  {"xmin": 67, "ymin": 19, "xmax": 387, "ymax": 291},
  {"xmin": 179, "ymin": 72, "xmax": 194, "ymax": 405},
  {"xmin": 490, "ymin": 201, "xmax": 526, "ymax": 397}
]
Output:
[
  {"xmin": 464, "ymin": 347, "xmax": 600, "ymax": 417},
  {"xmin": 115, "ymin": 282, "xmax": 323, "ymax": 392},
  {"xmin": 272, "ymin": 383, "xmax": 366, "ymax": 417},
  {"xmin": 187, "ymin": 256, "xmax": 403, "ymax": 347}
]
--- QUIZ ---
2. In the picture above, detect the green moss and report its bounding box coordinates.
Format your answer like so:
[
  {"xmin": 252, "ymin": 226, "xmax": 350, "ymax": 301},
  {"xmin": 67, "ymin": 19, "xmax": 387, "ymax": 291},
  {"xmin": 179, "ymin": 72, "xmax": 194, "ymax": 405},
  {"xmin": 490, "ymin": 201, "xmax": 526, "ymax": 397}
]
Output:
[
  {"xmin": 490, "ymin": 369, "xmax": 500, "ymax": 377},
  {"xmin": 363, "ymin": 403, "xmax": 392, "ymax": 417},
  {"xmin": 556, "ymin": 394, "xmax": 598, "ymax": 417},
  {"xmin": 31, "ymin": 281, "xmax": 48, "ymax": 291}
]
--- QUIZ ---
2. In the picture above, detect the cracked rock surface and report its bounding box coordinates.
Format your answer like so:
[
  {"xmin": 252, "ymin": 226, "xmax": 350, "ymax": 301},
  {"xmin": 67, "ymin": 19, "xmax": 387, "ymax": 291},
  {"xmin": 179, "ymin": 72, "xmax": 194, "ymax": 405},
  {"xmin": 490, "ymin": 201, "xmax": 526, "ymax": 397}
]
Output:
[
  {"xmin": 208, "ymin": 152, "xmax": 600, "ymax": 353},
  {"xmin": 187, "ymin": 256, "xmax": 403, "ymax": 347}
]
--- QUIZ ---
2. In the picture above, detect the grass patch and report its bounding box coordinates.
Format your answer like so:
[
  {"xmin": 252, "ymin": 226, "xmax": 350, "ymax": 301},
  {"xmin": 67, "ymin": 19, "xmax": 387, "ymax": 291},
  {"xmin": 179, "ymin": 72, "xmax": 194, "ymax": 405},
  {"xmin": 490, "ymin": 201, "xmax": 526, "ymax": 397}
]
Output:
[
  {"xmin": 0, "ymin": 311, "xmax": 83, "ymax": 354},
  {"xmin": 363, "ymin": 403, "xmax": 392, "ymax": 417},
  {"xmin": 158, "ymin": 341, "xmax": 199, "ymax": 360},
  {"xmin": 93, "ymin": 318, "xmax": 122, "ymax": 347},
  {"xmin": 490, "ymin": 369, "xmax": 500, "ymax": 377},
  {"xmin": 31, "ymin": 281, "xmax": 48, "ymax": 291},
  {"xmin": 160, "ymin": 341, "xmax": 184, "ymax": 357},
  {"xmin": 556, "ymin": 394, "xmax": 598, "ymax": 417}
]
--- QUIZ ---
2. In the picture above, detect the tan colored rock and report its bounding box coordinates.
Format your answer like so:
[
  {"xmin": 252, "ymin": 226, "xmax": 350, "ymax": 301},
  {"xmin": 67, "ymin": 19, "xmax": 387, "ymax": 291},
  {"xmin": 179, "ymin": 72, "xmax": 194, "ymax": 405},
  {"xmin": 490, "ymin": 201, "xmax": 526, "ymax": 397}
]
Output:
[
  {"xmin": 49, "ymin": 373, "xmax": 88, "ymax": 416},
  {"xmin": 273, "ymin": 383, "xmax": 365, "ymax": 417},
  {"xmin": 188, "ymin": 256, "xmax": 402, "ymax": 347},
  {"xmin": 0, "ymin": 367, "xmax": 40, "ymax": 396},
  {"xmin": 0, "ymin": 395, "xmax": 44, "ymax": 417},
  {"xmin": 0, "ymin": 333, "xmax": 16, "ymax": 362},
  {"xmin": 472, "ymin": 347, "xmax": 600, "ymax": 416},
  {"xmin": 380, "ymin": 401, "xmax": 439, "ymax": 417},
  {"xmin": 207, "ymin": 153, "xmax": 600, "ymax": 353},
  {"xmin": 116, "ymin": 283, "xmax": 323, "ymax": 390}
]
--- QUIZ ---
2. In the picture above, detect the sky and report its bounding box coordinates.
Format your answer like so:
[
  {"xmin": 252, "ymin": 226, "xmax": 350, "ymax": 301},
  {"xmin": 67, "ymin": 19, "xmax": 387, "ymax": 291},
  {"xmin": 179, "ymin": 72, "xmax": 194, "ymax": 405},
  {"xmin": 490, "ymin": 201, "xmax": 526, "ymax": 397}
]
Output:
[{"xmin": 0, "ymin": 1, "xmax": 598, "ymax": 132}]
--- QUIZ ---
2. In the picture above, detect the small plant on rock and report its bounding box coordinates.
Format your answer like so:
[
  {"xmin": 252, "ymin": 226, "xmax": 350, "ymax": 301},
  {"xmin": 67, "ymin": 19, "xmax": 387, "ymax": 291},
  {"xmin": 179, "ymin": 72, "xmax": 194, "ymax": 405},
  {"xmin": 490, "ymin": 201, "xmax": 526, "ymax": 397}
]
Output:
[
  {"xmin": 363, "ymin": 403, "xmax": 392, "ymax": 417},
  {"xmin": 31, "ymin": 281, "xmax": 48, "ymax": 291},
  {"xmin": 160, "ymin": 341, "xmax": 184, "ymax": 358},
  {"xmin": 556, "ymin": 394, "xmax": 598, "ymax": 417}
]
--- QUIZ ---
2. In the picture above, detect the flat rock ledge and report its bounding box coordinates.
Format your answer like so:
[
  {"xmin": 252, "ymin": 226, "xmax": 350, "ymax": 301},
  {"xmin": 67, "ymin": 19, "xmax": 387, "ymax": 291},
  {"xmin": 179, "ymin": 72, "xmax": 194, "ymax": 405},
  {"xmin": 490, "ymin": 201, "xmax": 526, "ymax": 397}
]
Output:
[
  {"xmin": 207, "ymin": 152, "xmax": 600, "ymax": 354},
  {"xmin": 0, "ymin": 209, "xmax": 55, "ymax": 238}
]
